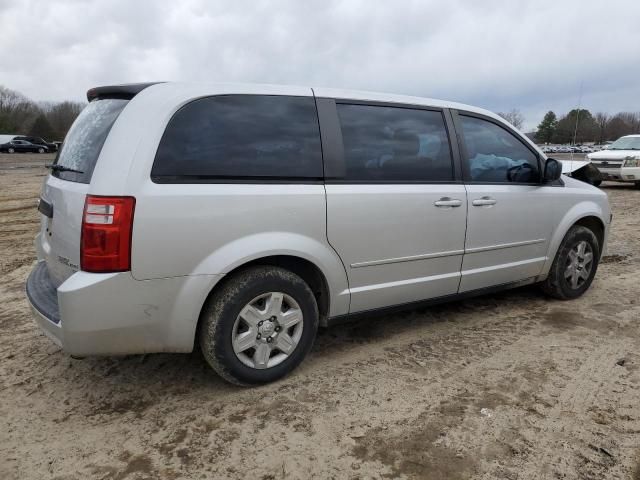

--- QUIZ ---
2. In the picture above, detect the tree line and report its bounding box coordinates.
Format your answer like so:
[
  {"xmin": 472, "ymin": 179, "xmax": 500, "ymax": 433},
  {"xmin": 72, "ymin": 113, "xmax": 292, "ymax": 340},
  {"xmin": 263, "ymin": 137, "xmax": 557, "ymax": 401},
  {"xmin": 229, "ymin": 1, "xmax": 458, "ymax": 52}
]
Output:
[
  {"xmin": 0, "ymin": 85, "xmax": 85, "ymax": 141},
  {"xmin": 535, "ymin": 109, "xmax": 640, "ymax": 144}
]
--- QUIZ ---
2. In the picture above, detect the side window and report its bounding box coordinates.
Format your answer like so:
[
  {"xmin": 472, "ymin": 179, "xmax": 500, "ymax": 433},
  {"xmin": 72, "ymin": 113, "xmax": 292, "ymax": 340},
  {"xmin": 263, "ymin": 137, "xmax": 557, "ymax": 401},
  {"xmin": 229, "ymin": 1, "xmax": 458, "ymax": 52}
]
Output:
[
  {"xmin": 460, "ymin": 115, "xmax": 540, "ymax": 183},
  {"xmin": 152, "ymin": 95, "xmax": 322, "ymax": 180},
  {"xmin": 336, "ymin": 104, "xmax": 454, "ymax": 182}
]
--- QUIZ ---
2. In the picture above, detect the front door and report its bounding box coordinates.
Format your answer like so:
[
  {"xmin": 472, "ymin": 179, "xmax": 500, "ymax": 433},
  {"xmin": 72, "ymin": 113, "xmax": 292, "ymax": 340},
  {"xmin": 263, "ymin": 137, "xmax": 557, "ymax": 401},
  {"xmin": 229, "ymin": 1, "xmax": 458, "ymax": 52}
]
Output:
[{"xmin": 454, "ymin": 112, "xmax": 556, "ymax": 292}]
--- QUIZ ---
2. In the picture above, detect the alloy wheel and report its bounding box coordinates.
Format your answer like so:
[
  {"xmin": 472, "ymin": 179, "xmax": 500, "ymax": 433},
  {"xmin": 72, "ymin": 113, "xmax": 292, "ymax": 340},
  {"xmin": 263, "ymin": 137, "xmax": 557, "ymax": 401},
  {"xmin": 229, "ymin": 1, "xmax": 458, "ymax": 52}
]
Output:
[
  {"xmin": 564, "ymin": 240, "xmax": 593, "ymax": 289},
  {"xmin": 231, "ymin": 292, "xmax": 304, "ymax": 369}
]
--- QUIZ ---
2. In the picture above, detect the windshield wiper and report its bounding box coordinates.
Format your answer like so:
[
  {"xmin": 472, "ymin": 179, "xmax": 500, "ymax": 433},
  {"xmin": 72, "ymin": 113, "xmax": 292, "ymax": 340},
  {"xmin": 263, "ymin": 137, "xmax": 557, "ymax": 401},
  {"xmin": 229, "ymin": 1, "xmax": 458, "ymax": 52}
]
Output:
[{"xmin": 45, "ymin": 164, "xmax": 84, "ymax": 174}]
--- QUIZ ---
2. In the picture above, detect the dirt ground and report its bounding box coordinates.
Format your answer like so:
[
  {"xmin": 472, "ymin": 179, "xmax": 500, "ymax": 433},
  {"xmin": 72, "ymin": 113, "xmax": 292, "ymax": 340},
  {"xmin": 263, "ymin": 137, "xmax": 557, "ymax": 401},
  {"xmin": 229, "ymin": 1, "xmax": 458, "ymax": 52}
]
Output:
[{"xmin": 1, "ymin": 153, "xmax": 639, "ymax": 480}]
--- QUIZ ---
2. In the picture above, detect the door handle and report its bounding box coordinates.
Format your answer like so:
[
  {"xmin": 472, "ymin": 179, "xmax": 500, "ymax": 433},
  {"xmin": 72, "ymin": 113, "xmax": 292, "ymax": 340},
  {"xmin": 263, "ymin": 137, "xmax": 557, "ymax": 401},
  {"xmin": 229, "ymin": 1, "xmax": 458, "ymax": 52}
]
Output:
[
  {"xmin": 472, "ymin": 196, "xmax": 497, "ymax": 207},
  {"xmin": 434, "ymin": 197, "xmax": 463, "ymax": 208}
]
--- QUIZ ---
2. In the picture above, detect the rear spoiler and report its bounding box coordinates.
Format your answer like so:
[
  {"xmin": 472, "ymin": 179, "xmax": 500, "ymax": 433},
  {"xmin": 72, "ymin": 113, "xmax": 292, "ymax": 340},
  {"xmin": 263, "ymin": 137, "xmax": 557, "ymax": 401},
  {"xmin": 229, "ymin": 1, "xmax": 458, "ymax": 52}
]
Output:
[{"xmin": 86, "ymin": 82, "xmax": 164, "ymax": 102}]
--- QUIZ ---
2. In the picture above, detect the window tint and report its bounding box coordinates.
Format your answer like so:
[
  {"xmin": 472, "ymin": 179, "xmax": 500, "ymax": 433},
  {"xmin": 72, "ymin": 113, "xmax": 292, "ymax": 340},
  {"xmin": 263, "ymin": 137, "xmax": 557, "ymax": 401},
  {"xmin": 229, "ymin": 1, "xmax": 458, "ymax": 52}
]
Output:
[
  {"xmin": 54, "ymin": 99, "xmax": 129, "ymax": 183},
  {"xmin": 460, "ymin": 115, "xmax": 540, "ymax": 183},
  {"xmin": 152, "ymin": 95, "xmax": 322, "ymax": 180},
  {"xmin": 336, "ymin": 104, "xmax": 454, "ymax": 182}
]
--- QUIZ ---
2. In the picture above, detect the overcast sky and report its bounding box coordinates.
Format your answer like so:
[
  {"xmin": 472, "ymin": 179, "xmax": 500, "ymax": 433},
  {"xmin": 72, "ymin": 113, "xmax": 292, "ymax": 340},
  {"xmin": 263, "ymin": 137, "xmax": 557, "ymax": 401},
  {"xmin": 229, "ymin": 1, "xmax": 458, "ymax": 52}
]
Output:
[{"xmin": 1, "ymin": 0, "xmax": 639, "ymax": 130}]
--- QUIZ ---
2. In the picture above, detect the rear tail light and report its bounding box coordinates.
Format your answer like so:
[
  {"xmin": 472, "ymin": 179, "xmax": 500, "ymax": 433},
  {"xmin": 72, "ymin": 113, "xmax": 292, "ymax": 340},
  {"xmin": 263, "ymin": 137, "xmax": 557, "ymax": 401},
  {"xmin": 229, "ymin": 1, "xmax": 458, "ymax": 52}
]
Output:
[{"xmin": 81, "ymin": 195, "xmax": 136, "ymax": 273}]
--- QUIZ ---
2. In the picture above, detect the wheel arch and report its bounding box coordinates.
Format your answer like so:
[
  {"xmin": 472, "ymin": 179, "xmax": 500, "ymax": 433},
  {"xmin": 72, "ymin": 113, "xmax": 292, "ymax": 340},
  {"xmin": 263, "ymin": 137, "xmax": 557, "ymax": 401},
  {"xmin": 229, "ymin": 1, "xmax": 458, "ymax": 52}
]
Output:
[
  {"xmin": 541, "ymin": 202, "xmax": 608, "ymax": 278},
  {"xmin": 206, "ymin": 255, "xmax": 333, "ymax": 327},
  {"xmin": 573, "ymin": 216, "xmax": 605, "ymax": 253}
]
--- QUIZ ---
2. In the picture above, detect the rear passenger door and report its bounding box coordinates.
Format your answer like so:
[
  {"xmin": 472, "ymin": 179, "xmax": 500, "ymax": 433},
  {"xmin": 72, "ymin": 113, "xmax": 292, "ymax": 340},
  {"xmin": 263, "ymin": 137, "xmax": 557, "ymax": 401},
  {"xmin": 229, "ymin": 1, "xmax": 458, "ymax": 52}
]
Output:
[
  {"xmin": 452, "ymin": 111, "xmax": 556, "ymax": 292},
  {"xmin": 318, "ymin": 99, "xmax": 467, "ymax": 313}
]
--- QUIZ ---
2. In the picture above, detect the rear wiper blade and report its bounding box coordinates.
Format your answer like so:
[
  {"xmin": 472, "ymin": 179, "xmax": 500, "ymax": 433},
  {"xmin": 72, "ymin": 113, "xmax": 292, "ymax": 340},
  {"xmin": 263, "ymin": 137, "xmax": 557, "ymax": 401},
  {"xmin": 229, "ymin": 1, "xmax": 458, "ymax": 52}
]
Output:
[{"xmin": 45, "ymin": 164, "xmax": 84, "ymax": 174}]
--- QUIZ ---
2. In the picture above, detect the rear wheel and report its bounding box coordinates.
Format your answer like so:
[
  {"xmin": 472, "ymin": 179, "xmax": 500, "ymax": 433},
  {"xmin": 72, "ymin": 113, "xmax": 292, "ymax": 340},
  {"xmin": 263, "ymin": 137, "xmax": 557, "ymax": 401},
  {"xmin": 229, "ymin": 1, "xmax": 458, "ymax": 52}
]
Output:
[
  {"xmin": 634, "ymin": 181, "xmax": 640, "ymax": 189},
  {"xmin": 541, "ymin": 225, "xmax": 600, "ymax": 300},
  {"xmin": 37, "ymin": 148, "xmax": 45, "ymax": 153},
  {"xmin": 199, "ymin": 266, "xmax": 319, "ymax": 385}
]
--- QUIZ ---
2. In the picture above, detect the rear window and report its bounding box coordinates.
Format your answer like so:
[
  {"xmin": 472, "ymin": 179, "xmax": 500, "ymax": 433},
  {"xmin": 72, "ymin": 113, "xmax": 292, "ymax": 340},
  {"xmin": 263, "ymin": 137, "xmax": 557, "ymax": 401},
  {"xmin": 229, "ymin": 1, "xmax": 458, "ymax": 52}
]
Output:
[
  {"xmin": 151, "ymin": 95, "xmax": 323, "ymax": 181},
  {"xmin": 53, "ymin": 99, "xmax": 128, "ymax": 183}
]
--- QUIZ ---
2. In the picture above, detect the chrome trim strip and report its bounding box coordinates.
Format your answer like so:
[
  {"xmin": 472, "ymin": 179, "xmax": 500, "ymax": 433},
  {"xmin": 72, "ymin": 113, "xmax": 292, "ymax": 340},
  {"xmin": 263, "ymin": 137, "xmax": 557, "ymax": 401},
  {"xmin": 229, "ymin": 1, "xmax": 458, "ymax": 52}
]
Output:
[
  {"xmin": 350, "ymin": 249, "xmax": 465, "ymax": 268},
  {"xmin": 348, "ymin": 271, "xmax": 461, "ymax": 294},
  {"xmin": 461, "ymin": 256, "xmax": 547, "ymax": 277},
  {"xmin": 465, "ymin": 238, "xmax": 545, "ymax": 254},
  {"xmin": 351, "ymin": 239, "xmax": 545, "ymax": 269}
]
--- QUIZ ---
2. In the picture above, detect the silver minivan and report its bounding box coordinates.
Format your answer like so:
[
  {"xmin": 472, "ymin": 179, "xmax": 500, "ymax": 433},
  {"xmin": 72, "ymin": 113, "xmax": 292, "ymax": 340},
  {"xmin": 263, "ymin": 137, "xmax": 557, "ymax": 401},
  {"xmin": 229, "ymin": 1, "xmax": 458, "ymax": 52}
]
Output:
[{"xmin": 26, "ymin": 82, "xmax": 611, "ymax": 385}]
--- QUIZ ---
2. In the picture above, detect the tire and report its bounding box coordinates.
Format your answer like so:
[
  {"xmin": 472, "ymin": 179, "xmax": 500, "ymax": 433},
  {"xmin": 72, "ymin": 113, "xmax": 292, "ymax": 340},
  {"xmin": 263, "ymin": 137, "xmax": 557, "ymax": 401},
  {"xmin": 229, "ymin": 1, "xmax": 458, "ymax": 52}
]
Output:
[
  {"xmin": 199, "ymin": 266, "xmax": 319, "ymax": 386},
  {"xmin": 7, "ymin": 148, "xmax": 15, "ymax": 154},
  {"xmin": 634, "ymin": 181, "xmax": 640, "ymax": 190},
  {"xmin": 541, "ymin": 225, "xmax": 600, "ymax": 300},
  {"xmin": 592, "ymin": 180, "xmax": 602, "ymax": 187},
  {"xmin": 38, "ymin": 148, "xmax": 45, "ymax": 153}
]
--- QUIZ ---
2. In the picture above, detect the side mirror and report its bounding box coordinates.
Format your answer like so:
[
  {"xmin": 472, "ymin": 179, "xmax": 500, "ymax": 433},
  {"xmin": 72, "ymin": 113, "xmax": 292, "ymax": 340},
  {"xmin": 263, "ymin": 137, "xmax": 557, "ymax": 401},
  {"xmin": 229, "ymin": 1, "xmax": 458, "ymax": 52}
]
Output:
[{"xmin": 543, "ymin": 158, "xmax": 562, "ymax": 182}]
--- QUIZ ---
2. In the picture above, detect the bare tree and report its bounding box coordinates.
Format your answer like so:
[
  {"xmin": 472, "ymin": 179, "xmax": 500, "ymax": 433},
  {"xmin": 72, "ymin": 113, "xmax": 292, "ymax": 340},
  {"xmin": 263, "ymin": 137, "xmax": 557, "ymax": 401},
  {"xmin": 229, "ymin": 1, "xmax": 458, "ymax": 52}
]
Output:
[
  {"xmin": 594, "ymin": 112, "xmax": 610, "ymax": 144},
  {"xmin": 497, "ymin": 109, "xmax": 525, "ymax": 130},
  {"xmin": 607, "ymin": 112, "xmax": 640, "ymax": 140},
  {"xmin": 1, "ymin": 85, "xmax": 85, "ymax": 139},
  {"xmin": 42, "ymin": 101, "xmax": 85, "ymax": 140},
  {"xmin": 617, "ymin": 112, "xmax": 640, "ymax": 134},
  {"xmin": 0, "ymin": 86, "xmax": 40, "ymax": 134}
]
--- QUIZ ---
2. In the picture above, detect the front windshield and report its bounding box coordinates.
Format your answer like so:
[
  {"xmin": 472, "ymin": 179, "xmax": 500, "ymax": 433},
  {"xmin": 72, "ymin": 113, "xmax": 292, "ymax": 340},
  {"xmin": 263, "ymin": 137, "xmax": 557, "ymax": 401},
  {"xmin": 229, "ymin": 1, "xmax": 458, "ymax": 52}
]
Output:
[{"xmin": 609, "ymin": 136, "xmax": 640, "ymax": 150}]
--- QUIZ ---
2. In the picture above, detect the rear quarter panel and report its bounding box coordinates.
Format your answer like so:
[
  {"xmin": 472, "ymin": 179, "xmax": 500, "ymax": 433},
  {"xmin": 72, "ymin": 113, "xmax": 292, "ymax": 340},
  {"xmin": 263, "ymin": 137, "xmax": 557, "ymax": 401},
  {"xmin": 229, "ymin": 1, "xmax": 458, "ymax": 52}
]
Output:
[
  {"xmin": 129, "ymin": 182, "xmax": 350, "ymax": 317},
  {"xmin": 99, "ymin": 84, "xmax": 350, "ymax": 317}
]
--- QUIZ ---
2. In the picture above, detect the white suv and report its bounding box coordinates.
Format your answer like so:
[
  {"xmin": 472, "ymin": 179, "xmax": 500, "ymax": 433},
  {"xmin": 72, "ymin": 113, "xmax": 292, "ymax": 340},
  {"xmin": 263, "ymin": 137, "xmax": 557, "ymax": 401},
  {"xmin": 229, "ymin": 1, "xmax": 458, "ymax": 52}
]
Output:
[
  {"xmin": 26, "ymin": 83, "xmax": 611, "ymax": 385},
  {"xmin": 587, "ymin": 135, "xmax": 640, "ymax": 187}
]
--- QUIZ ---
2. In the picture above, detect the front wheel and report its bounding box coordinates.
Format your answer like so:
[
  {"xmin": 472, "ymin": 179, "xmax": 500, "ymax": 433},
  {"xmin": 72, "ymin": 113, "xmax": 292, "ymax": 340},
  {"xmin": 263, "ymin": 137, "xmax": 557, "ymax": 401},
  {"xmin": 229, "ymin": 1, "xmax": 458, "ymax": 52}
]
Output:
[
  {"xmin": 199, "ymin": 266, "xmax": 319, "ymax": 385},
  {"xmin": 37, "ymin": 148, "xmax": 45, "ymax": 153},
  {"xmin": 541, "ymin": 225, "xmax": 600, "ymax": 300},
  {"xmin": 592, "ymin": 179, "xmax": 602, "ymax": 187},
  {"xmin": 7, "ymin": 148, "xmax": 15, "ymax": 154}
]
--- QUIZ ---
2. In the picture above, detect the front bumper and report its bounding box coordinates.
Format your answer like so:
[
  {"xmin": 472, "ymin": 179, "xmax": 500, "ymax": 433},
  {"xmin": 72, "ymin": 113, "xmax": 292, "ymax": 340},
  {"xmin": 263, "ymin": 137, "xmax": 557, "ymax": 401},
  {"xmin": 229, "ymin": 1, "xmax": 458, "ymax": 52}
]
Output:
[
  {"xmin": 596, "ymin": 166, "xmax": 640, "ymax": 182},
  {"xmin": 25, "ymin": 261, "xmax": 221, "ymax": 356}
]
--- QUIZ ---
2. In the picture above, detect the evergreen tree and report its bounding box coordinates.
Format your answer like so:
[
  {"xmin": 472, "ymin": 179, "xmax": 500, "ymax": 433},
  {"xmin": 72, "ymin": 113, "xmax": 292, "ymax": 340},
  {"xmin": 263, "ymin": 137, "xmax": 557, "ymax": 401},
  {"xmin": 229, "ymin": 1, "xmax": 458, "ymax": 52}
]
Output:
[
  {"xmin": 29, "ymin": 114, "xmax": 55, "ymax": 140},
  {"xmin": 535, "ymin": 111, "xmax": 557, "ymax": 144},
  {"xmin": 553, "ymin": 109, "xmax": 597, "ymax": 144}
]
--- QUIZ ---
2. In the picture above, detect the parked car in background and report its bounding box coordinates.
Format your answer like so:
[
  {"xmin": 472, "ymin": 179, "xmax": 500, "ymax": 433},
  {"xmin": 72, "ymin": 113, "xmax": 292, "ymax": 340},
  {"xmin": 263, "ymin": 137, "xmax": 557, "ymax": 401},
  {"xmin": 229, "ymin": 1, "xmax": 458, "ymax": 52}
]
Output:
[
  {"xmin": 14, "ymin": 135, "xmax": 58, "ymax": 152},
  {"xmin": 587, "ymin": 134, "xmax": 640, "ymax": 188},
  {"xmin": 26, "ymin": 82, "xmax": 611, "ymax": 385},
  {"xmin": 0, "ymin": 139, "xmax": 49, "ymax": 153},
  {"xmin": 0, "ymin": 134, "xmax": 18, "ymax": 144}
]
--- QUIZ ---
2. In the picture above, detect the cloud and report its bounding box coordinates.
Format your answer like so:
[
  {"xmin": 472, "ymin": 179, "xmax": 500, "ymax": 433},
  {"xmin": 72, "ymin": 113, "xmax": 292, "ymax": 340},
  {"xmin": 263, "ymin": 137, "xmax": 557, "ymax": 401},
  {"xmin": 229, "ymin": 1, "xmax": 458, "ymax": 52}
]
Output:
[{"xmin": 1, "ymin": 0, "xmax": 639, "ymax": 129}]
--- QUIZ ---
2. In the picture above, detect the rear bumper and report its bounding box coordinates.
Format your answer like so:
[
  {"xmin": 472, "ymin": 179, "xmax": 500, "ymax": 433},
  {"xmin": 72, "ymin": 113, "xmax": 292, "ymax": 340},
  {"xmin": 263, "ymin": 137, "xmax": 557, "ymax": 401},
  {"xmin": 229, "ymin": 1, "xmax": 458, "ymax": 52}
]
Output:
[
  {"xmin": 26, "ymin": 262, "xmax": 64, "ymax": 346},
  {"xmin": 25, "ymin": 261, "xmax": 221, "ymax": 356}
]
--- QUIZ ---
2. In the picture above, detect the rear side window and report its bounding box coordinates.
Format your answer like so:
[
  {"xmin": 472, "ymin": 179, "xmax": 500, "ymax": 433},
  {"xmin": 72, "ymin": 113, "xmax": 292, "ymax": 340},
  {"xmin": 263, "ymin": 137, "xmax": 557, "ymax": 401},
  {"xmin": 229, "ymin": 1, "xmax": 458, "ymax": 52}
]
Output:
[
  {"xmin": 336, "ymin": 104, "xmax": 454, "ymax": 182},
  {"xmin": 460, "ymin": 115, "xmax": 540, "ymax": 183},
  {"xmin": 54, "ymin": 99, "xmax": 128, "ymax": 183},
  {"xmin": 152, "ymin": 95, "xmax": 323, "ymax": 181}
]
